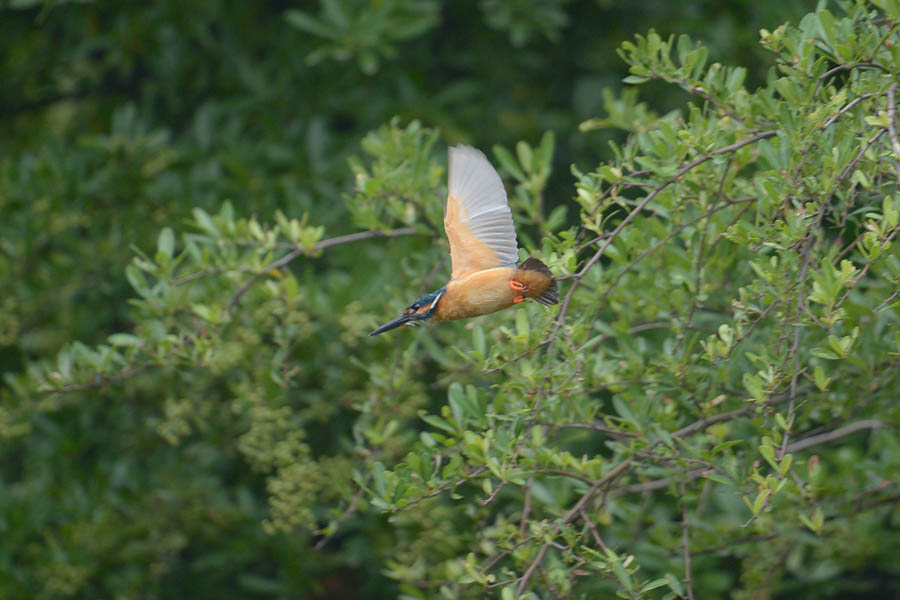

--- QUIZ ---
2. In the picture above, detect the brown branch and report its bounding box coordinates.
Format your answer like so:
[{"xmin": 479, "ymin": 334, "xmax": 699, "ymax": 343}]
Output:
[
  {"xmin": 393, "ymin": 466, "xmax": 488, "ymax": 512},
  {"xmin": 610, "ymin": 418, "xmax": 885, "ymax": 501},
  {"xmin": 314, "ymin": 476, "xmax": 368, "ymax": 550},
  {"xmin": 513, "ymin": 457, "xmax": 634, "ymax": 598},
  {"xmin": 519, "ymin": 478, "xmax": 534, "ymax": 538},
  {"xmin": 834, "ymin": 222, "xmax": 900, "ymax": 310},
  {"xmin": 533, "ymin": 420, "xmax": 636, "ymax": 440},
  {"xmin": 555, "ymin": 130, "xmax": 777, "ymax": 328},
  {"xmin": 779, "ymin": 224, "xmax": 820, "ymax": 460},
  {"xmin": 822, "ymin": 93, "xmax": 876, "ymax": 130},
  {"xmin": 535, "ymin": 468, "xmax": 595, "ymax": 485},
  {"xmin": 672, "ymin": 391, "xmax": 793, "ymax": 439},
  {"xmin": 481, "ymin": 535, "xmax": 537, "ymax": 577},
  {"xmin": 481, "ymin": 479, "xmax": 508, "ymax": 506},
  {"xmin": 40, "ymin": 363, "xmax": 153, "ymax": 394},
  {"xmin": 600, "ymin": 197, "xmax": 754, "ymax": 306},
  {"xmin": 874, "ymin": 285, "xmax": 900, "ymax": 312},
  {"xmin": 227, "ymin": 227, "xmax": 421, "ymax": 311},
  {"xmin": 785, "ymin": 419, "xmax": 886, "ymax": 453},
  {"xmin": 834, "ymin": 128, "xmax": 885, "ymax": 189},
  {"xmin": 886, "ymin": 83, "xmax": 900, "ymax": 182},
  {"xmin": 681, "ymin": 477, "xmax": 695, "ymax": 600},
  {"xmin": 515, "ymin": 543, "xmax": 550, "ymax": 599},
  {"xmin": 579, "ymin": 507, "xmax": 609, "ymax": 551}
]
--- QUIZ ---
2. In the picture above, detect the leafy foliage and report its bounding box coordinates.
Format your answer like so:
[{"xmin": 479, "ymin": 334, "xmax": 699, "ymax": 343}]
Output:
[{"xmin": 3, "ymin": 1, "xmax": 900, "ymax": 599}]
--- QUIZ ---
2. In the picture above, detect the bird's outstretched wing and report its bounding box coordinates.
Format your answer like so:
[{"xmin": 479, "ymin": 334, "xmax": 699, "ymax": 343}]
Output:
[{"xmin": 444, "ymin": 145, "xmax": 518, "ymax": 280}]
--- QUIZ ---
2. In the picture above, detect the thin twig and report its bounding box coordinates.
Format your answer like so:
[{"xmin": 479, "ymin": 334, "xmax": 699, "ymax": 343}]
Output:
[
  {"xmin": 680, "ymin": 477, "xmax": 695, "ymax": 600},
  {"xmin": 785, "ymin": 419, "xmax": 886, "ymax": 453},
  {"xmin": 519, "ymin": 478, "xmax": 534, "ymax": 538},
  {"xmin": 834, "ymin": 222, "xmax": 900, "ymax": 310},
  {"xmin": 885, "ymin": 83, "xmax": 900, "ymax": 182},
  {"xmin": 555, "ymin": 130, "xmax": 777, "ymax": 328},
  {"xmin": 514, "ymin": 457, "xmax": 634, "ymax": 598},
  {"xmin": 599, "ymin": 197, "xmax": 753, "ymax": 306},
  {"xmin": 394, "ymin": 466, "xmax": 488, "ymax": 512},
  {"xmin": 779, "ymin": 226, "xmax": 820, "ymax": 460},
  {"xmin": 40, "ymin": 363, "xmax": 153, "ymax": 394},
  {"xmin": 481, "ymin": 479, "xmax": 508, "ymax": 505},
  {"xmin": 874, "ymin": 284, "xmax": 900, "ymax": 311},
  {"xmin": 516, "ymin": 543, "xmax": 550, "ymax": 599},
  {"xmin": 532, "ymin": 420, "xmax": 636, "ymax": 439},
  {"xmin": 579, "ymin": 508, "xmax": 609, "ymax": 551},
  {"xmin": 227, "ymin": 227, "xmax": 421, "ymax": 311}
]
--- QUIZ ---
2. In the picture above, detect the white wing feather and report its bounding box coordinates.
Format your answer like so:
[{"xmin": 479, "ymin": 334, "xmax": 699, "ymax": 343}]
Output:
[{"xmin": 447, "ymin": 145, "xmax": 518, "ymax": 268}]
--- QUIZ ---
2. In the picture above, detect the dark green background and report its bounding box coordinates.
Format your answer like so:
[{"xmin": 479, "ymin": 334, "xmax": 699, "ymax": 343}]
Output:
[{"xmin": 1, "ymin": 1, "xmax": 822, "ymax": 598}]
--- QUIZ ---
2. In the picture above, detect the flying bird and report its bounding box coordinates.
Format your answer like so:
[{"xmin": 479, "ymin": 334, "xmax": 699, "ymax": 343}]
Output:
[{"xmin": 370, "ymin": 145, "xmax": 559, "ymax": 336}]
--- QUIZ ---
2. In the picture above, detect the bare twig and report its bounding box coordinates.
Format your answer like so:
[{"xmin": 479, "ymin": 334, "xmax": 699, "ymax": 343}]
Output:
[
  {"xmin": 779, "ymin": 227, "xmax": 819, "ymax": 460},
  {"xmin": 314, "ymin": 480, "xmax": 367, "ymax": 550},
  {"xmin": 514, "ymin": 457, "xmax": 634, "ymax": 598},
  {"xmin": 481, "ymin": 479, "xmax": 508, "ymax": 505},
  {"xmin": 874, "ymin": 285, "xmax": 900, "ymax": 311},
  {"xmin": 394, "ymin": 466, "xmax": 488, "ymax": 512},
  {"xmin": 40, "ymin": 363, "xmax": 153, "ymax": 394},
  {"xmin": 228, "ymin": 227, "xmax": 421, "ymax": 311},
  {"xmin": 579, "ymin": 507, "xmax": 609, "ymax": 551},
  {"xmin": 599, "ymin": 197, "xmax": 754, "ymax": 306},
  {"xmin": 886, "ymin": 83, "xmax": 900, "ymax": 182},
  {"xmin": 822, "ymin": 93, "xmax": 876, "ymax": 130},
  {"xmin": 516, "ymin": 543, "xmax": 550, "ymax": 599},
  {"xmin": 532, "ymin": 420, "xmax": 636, "ymax": 439},
  {"xmin": 555, "ymin": 130, "xmax": 777, "ymax": 328},
  {"xmin": 681, "ymin": 477, "xmax": 695, "ymax": 600},
  {"xmin": 519, "ymin": 478, "xmax": 534, "ymax": 538},
  {"xmin": 672, "ymin": 391, "xmax": 791, "ymax": 439},
  {"xmin": 785, "ymin": 419, "xmax": 886, "ymax": 453},
  {"xmin": 834, "ymin": 222, "xmax": 900, "ymax": 310},
  {"xmin": 834, "ymin": 128, "xmax": 885, "ymax": 188},
  {"xmin": 535, "ymin": 469, "xmax": 594, "ymax": 486}
]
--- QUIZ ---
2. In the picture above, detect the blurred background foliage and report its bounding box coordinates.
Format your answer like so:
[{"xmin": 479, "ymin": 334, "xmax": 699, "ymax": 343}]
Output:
[{"xmin": 11, "ymin": 0, "xmax": 900, "ymax": 599}]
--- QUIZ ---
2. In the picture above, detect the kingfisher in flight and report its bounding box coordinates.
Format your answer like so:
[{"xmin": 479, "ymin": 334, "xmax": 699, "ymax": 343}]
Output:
[{"xmin": 370, "ymin": 144, "xmax": 559, "ymax": 336}]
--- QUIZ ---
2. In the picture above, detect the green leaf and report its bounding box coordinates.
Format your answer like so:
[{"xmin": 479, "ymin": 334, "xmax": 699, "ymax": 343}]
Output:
[
  {"xmin": 817, "ymin": 9, "xmax": 838, "ymax": 48},
  {"xmin": 492, "ymin": 145, "xmax": 527, "ymax": 182},
  {"xmin": 285, "ymin": 10, "xmax": 335, "ymax": 39},
  {"xmin": 192, "ymin": 208, "xmax": 219, "ymax": 235},
  {"xmin": 157, "ymin": 227, "xmax": 174, "ymax": 259},
  {"xmin": 623, "ymin": 74, "xmax": 650, "ymax": 84},
  {"xmin": 108, "ymin": 333, "xmax": 143, "ymax": 347},
  {"xmin": 611, "ymin": 558, "xmax": 633, "ymax": 593},
  {"xmin": 813, "ymin": 365, "xmax": 830, "ymax": 391},
  {"xmin": 612, "ymin": 396, "xmax": 640, "ymax": 428},
  {"xmin": 515, "ymin": 141, "xmax": 534, "ymax": 175},
  {"xmin": 642, "ymin": 578, "xmax": 670, "ymax": 592}
]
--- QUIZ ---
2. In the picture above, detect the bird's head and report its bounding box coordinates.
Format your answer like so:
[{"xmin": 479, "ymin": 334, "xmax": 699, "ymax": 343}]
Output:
[{"xmin": 369, "ymin": 287, "xmax": 446, "ymax": 336}]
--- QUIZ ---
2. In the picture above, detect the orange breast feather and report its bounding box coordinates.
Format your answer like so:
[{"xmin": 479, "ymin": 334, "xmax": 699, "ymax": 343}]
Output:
[{"xmin": 433, "ymin": 267, "xmax": 518, "ymax": 321}]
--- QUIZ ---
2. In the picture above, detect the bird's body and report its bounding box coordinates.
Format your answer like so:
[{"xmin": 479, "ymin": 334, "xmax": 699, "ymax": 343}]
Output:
[
  {"xmin": 370, "ymin": 144, "xmax": 558, "ymax": 336},
  {"xmin": 434, "ymin": 262, "xmax": 556, "ymax": 321}
]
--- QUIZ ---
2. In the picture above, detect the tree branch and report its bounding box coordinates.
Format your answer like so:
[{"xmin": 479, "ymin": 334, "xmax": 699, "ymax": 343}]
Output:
[
  {"xmin": 514, "ymin": 457, "xmax": 634, "ymax": 598},
  {"xmin": 886, "ymin": 83, "xmax": 900, "ymax": 182},
  {"xmin": 555, "ymin": 130, "xmax": 777, "ymax": 328},
  {"xmin": 681, "ymin": 477, "xmax": 695, "ymax": 600},
  {"xmin": 227, "ymin": 227, "xmax": 421, "ymax": 311},
  {"xmin": 785, "ymin": 419, "xmax": 886, "ymax": 453}
]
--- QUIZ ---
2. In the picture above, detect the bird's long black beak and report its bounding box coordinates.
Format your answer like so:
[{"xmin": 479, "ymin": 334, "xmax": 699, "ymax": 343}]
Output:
[{"xmin": 369, "ymin": 314, "xmax": 411, "ymax": 336}]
